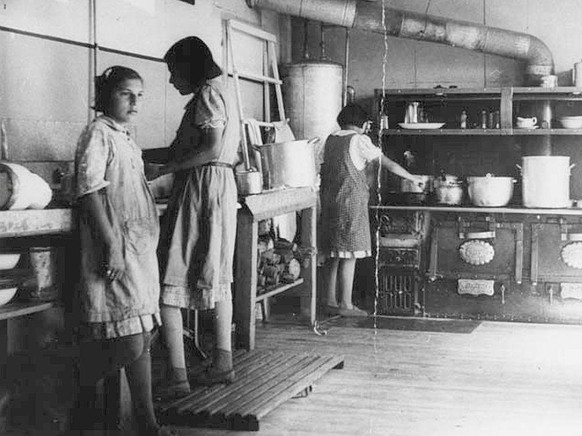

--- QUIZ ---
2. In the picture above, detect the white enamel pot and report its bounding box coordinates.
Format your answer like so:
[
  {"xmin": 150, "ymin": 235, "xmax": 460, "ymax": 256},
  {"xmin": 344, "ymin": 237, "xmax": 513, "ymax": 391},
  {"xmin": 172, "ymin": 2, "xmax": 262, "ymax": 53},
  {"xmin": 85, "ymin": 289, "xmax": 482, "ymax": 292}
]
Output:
[
  {"xmin": 467, "ymin": 174, "xmax": 515, "ymax": 207},
  {"xmin": 518, "ymin": 156, "xmax": 573, "ymax": 208}
]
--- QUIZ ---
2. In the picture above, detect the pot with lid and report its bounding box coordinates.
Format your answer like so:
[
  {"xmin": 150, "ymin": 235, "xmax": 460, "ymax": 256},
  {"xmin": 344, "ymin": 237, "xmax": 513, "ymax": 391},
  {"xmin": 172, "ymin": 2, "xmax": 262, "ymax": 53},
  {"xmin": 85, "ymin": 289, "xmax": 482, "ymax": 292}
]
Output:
[{"xmin": 433, "ymin": 171, "xmax": 464, "ymax": 205}]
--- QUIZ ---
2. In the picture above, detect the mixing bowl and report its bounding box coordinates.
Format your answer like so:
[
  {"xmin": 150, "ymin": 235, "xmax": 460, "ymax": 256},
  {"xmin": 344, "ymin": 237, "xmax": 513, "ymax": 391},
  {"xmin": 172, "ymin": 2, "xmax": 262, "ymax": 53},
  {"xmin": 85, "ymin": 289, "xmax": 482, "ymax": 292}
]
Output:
[
  {"xmin": 559, "ymin": 116, "xmax": 582, "ymax": 129},
  {"xmin": 0, "ymin": 286, "xmax": 18, "ymax": 307}
]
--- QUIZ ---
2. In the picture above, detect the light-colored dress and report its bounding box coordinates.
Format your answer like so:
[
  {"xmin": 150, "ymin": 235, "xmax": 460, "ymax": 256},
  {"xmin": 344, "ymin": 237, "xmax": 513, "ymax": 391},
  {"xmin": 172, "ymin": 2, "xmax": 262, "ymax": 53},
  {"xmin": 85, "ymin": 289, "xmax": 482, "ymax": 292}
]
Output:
[
  {"xmin": 75, "ymin": 115, "xmax": 161, "ymax": 339},
  {"xmin": 319, "ymin": 130, "xmax": 382, "ymax": 259},
  {"xmin": 160, "ymin": 77, "xmax": 239, "ymax": 310}
]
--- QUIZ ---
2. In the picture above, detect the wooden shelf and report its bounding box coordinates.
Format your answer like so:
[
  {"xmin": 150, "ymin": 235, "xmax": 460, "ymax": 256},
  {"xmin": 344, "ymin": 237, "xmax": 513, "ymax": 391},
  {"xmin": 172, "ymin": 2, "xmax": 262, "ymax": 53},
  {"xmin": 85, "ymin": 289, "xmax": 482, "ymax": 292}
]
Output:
[
  {"xmin": 376, "ymin": 86, "xmax": 582, "ymax": 98},
  {"xmin": 371, "ymin": 205, "xmax": 582, "ymax": 216},
  {"xmin": 0, "ymin": 300, "xmax": 56, "ymax": 321},
  {"xmin": 256, "ymin": 278, "xmax": 304, "ymax": 302},
  {"xmin": 0, "ymin": 209, "xmax": 73, "ymax": 238},
  {"xmin": 382, "ymin": 128, "xmax": 582, "ymax": 136}
]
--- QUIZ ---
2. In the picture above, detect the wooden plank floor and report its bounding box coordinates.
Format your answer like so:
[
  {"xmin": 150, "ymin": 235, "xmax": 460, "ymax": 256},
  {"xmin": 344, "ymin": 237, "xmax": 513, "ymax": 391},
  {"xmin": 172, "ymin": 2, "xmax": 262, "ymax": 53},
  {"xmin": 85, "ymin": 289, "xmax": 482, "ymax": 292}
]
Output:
[{"xmin": 167, "ymin": 316, "xmax": 582, "ymax": 436}]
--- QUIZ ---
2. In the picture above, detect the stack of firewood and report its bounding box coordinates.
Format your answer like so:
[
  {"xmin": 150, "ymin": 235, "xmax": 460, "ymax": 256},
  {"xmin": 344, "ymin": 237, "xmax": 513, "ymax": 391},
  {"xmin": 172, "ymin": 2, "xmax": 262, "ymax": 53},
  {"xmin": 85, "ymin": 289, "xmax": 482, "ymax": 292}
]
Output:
[{"xmin": 256, "ymin": 220, "xmax": 314, "ymax": 293}]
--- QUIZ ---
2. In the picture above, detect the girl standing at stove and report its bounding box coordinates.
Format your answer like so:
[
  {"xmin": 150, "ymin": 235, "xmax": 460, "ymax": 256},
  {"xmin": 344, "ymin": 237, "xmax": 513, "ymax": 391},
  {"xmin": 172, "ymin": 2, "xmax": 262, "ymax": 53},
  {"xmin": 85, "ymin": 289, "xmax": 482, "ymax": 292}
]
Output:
[
  {"xmin": 146, "ymin": 36, "xmax": 238, "ymax": 396},
  {"xmin": 73, "ymin": 66, "xmax": 172, "ymax": 435},
  {"xmin": 320, "ymin": 104, "xmax": 424, "ymax": 317}
]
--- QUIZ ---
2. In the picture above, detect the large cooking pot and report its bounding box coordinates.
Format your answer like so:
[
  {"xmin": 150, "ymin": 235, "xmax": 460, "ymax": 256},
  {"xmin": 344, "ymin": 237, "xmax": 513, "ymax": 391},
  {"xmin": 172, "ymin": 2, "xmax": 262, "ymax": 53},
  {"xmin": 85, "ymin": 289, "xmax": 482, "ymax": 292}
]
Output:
[
  {"xmin": 519, "ymin": 156, "xmax": 572, "ymax": 208},
  {"xmin": 467, "ymin": 174, "xmax": 515, "ymax": 207},
  {"xmin": 253, "ymin": 138, "xmax": 318, "ymax": 190}
]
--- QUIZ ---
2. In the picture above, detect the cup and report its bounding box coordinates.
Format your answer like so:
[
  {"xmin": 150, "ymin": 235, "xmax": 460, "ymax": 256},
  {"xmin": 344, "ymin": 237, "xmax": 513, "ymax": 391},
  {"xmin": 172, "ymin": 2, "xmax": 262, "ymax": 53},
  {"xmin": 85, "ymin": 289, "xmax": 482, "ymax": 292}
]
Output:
[
  {"xmin": 516, "ymin": 116, "xmax": 537, "ymax": 128},
  {"xmin": 540, "ymin": 75, "xmax": 557, "ymax": 88}
]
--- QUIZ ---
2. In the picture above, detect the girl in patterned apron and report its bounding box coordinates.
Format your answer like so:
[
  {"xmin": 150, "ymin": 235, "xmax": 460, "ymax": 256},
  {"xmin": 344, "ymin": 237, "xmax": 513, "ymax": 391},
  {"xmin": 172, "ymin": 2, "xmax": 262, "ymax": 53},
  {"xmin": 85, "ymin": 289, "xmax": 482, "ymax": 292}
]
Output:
[
  {"xmin": 147, "ymin": 36, "xmax": 239, "ymax": 396},
  {"xmin": 73, "ymin": 66, "xmax": 173, "ymax": 435},
  {"xmin": 320, "ymin": 104, "xmax": 425, "ymax": 317}
]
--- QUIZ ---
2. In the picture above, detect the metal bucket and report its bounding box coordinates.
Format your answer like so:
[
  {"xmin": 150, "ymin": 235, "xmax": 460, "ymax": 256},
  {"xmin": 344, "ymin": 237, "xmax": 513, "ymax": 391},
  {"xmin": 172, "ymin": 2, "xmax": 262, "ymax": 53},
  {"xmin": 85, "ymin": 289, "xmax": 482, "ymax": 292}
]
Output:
[
  {"xmin": 253, "ymin": 139, "xmax": 318, "ymax": 190},
  {"xmin": 236, "ymin": 170, "xmax": 263, "ymax": 195}
]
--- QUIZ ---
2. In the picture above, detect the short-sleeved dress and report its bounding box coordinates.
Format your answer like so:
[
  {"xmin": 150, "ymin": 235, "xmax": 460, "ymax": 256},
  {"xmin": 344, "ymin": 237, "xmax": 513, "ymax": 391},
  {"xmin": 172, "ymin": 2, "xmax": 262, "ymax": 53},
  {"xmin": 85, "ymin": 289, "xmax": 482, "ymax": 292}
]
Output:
[
  {"xmin": 160, "ymin": 77, "xmax": 239, "ymax": 310},
  {"xmin": 319, "ymin": 130, "xmax": 382, "ymax": 259},
  {"xmin": 74, "ymin": 115, "xmax": 161, "ymax": 339}
]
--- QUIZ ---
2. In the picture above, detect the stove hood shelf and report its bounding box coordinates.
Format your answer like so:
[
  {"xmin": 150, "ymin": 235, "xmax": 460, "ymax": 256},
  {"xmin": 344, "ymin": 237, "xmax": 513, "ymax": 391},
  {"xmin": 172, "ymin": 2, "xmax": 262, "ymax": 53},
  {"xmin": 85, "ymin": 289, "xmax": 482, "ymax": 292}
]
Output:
[
  {"xmin": 382, "ymin": 128, "xmax": 582, "ymax": 136},
  {"xmin": 372, "ymin": 205, "xmax": 582, "ymax": 216}
]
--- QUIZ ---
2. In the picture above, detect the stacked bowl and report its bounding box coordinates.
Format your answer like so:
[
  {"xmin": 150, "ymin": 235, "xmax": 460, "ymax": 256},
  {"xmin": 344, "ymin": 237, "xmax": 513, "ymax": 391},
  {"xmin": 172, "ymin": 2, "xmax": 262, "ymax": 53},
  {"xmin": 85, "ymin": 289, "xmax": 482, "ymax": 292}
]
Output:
[{"xmin": 0, "ymin": 252, "xmax": 21, "ymax": 307}]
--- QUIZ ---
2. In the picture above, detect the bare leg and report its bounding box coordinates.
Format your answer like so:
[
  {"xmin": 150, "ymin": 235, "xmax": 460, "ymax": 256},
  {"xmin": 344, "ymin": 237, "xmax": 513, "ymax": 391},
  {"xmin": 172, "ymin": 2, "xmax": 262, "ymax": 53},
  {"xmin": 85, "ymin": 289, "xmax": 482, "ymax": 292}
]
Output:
[
  {"xmin": 160, "ymin": 304, "xmax": 190, "ymax": 396},
  {"xmin": 337, "ymin": 258, "xmax": 357, "ymax": 309},
  {"xmin": 324, "ymin": 257, "xmax": 340, "ymax": 307},
  {"xmin": 214, "ymin": 299, "xmax": 232, "ymax": 353},
  {"xmin": 160, "ymin": 304, "xmax": 186, "ymax": 371},
  {"xmin": 124, "ymin": 333, "xmax": 160, "ymax": 435},
  {"xmin": 191, "ymin": 298, "xmax": 235, "ymax": 385},
  {"xmin": 337, "ymin": 259, "xmax": 367, "ymax": 317}
]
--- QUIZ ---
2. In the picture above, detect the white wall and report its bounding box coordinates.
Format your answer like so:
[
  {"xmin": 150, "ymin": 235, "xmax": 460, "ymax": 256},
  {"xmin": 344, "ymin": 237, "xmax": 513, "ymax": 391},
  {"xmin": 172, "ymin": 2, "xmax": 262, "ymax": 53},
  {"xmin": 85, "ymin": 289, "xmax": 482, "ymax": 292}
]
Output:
[
  {"xmin": 292, "ymin": 0, "xmax": 582, "ymax": 102},
  {"xmin": 0, "ymin": 0, "xmax": 283, "ymax": 184}
]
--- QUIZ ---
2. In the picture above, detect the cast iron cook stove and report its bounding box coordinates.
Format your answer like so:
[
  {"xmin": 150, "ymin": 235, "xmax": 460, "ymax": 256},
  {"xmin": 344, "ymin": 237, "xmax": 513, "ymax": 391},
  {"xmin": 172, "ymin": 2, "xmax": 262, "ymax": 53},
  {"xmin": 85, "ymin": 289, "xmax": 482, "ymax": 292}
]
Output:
[{"xmin": 372, "ymin": 209, "xmax": 430, "ymax": 316}]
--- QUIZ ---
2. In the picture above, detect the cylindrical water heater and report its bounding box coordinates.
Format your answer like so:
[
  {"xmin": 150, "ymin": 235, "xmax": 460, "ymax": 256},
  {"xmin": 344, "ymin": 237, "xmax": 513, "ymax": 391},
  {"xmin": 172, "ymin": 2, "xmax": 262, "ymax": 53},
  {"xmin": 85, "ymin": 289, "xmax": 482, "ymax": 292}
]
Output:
[{"xmin": 281, "ymin": 60, "xmax": 343, "ymax": 166}]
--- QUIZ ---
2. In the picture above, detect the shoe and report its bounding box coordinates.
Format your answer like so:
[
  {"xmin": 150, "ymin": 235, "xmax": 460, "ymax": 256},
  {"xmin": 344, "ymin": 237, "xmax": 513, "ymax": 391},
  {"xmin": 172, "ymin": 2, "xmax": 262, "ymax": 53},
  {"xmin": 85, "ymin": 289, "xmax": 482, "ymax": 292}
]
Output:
[
  {"xmin": 322, "ymin": 304, "xmax": 340, "ymax": 316},
  {"xmin": 190, "ymin": 366, "xmax": 235, "ymax": 386},
  {"xmin": 338, "ymin": 306, "xmax": 369, "ymax": 317}
]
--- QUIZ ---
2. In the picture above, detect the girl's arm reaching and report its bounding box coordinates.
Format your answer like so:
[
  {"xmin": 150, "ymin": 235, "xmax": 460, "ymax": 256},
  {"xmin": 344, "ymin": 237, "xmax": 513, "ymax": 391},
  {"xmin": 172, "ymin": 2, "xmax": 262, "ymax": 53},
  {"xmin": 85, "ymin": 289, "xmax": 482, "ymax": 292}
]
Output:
[
  {"xmin": 146, "ymin": 127, "xmax": 224, "ymax": 180},
  {"xmin": 380, "ymin": 155, "xmax": 427, "ymax": 187},
  {"xmin": 80, "ymin": 191, "xmax": 125, "ymax": 281}
]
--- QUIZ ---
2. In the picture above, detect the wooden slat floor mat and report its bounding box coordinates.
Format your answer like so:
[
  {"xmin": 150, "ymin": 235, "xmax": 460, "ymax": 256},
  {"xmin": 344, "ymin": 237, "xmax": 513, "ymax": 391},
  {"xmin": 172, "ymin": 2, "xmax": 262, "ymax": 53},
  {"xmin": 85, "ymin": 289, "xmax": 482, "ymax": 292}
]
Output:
[{"xmin": 156, "ymin": 350, "xmax": 344, "ymax": 431}]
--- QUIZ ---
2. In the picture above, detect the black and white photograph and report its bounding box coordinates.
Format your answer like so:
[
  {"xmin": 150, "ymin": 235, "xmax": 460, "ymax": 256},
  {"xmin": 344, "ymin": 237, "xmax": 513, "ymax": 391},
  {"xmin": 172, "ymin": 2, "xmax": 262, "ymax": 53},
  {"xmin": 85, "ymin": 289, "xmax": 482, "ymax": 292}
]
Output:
[{"xmin": 1, "ymin": 0, "xmax": 582, "ymax": 435}]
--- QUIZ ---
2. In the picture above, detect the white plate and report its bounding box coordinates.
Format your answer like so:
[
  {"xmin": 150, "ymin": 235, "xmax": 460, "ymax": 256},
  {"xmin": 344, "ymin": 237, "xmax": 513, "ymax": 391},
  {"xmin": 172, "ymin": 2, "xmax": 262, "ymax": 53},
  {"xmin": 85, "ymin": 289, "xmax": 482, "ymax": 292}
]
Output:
[
  {"xmin": 398, "ymin": 122, "xmax": 445, "ymax": 130},
  {"xmin": 515, "ymin": 125, "xmax": 539, "ymax": 130}
]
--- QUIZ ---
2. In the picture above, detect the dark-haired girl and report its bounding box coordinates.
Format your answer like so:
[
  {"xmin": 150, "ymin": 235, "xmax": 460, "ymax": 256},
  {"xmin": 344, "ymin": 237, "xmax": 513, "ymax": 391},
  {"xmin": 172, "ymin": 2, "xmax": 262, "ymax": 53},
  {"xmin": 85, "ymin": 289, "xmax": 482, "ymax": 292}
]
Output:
[
  {"xmin": 320, "ymin": 104, "xmax": 425, "ymax": 318},
  {"xmin": 72, "ymin": 66, "xmax": 172, "ymax": 435},
  {"xmin": 146, "ymin": 36, "xmax": 239, "ymax": 395}
]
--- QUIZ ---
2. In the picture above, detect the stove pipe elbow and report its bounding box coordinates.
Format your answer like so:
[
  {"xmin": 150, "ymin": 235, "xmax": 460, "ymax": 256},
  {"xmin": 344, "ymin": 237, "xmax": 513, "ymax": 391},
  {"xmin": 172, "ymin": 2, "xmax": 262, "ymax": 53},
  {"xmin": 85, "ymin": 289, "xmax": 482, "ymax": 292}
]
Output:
[{"xmin": 246, "ymin": 0, "xmax": 554, "ymax": 85}]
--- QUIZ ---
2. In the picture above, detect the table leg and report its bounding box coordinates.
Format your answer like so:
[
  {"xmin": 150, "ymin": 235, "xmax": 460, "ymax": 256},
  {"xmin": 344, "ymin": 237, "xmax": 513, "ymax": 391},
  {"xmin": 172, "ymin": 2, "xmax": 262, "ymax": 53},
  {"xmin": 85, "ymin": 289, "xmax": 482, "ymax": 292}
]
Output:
[
  {"xmin": 299, "ymin": 206, "xmax": 317, "ymax": 325},
  {"xmin": 234, "ymin": 211, "xmax": 258, "ymax": 351}
]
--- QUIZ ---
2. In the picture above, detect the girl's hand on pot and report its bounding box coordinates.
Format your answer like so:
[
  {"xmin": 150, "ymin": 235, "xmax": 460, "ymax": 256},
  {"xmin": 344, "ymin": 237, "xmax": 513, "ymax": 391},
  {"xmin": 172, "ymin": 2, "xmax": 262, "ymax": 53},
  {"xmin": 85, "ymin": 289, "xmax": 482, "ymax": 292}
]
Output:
[{"xmin": 412, "ymin": 175, "xmax": 426, "ymax": 189}]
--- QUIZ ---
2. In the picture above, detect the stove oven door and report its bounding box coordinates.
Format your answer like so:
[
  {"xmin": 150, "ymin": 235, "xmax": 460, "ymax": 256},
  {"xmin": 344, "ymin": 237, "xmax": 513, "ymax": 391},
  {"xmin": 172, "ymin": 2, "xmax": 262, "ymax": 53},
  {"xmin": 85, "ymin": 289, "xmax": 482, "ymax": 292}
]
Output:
[
  {"xmin": 425, "ymin": 217, "xmax": 525, "ymax": 321},
  {"xmin": 531, "ymin": 220, "xmax": 582, "ymax": 284},
  {"xmin": 428, "ymin": 217, "xmax": 524, "ymax": 283},
  {"xmin": 530, "ymin": 219, "xmax": 582, "ymax": 321}
]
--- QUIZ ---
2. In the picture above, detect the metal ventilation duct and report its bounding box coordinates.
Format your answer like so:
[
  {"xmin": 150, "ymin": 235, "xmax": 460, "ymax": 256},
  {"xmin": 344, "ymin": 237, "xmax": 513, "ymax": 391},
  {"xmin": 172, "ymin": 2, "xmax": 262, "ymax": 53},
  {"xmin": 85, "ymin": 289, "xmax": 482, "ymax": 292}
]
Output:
[{"xmin": 246, "ymin": 0, "xmax": 554, "ymax": 84}]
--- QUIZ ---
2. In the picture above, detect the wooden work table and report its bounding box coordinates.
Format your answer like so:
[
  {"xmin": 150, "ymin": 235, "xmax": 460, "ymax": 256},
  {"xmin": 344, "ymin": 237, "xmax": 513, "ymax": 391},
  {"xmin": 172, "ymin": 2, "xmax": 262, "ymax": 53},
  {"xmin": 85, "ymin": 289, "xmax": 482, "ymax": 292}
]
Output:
[
  {"xmin": 234, "ymin": 187, "xmax": 318, "ymax": 351},
  {"xmin": 1, "ymin": 189, "xmax": 318, "ymax": 353}
]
